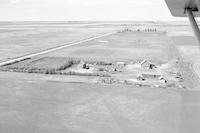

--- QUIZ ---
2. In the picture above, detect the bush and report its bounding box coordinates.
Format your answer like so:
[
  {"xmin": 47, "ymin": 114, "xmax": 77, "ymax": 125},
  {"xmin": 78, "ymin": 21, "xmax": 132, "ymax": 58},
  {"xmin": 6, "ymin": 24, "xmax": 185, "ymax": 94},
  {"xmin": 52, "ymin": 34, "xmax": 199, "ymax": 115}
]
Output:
[
  {"xmin": 56, "ymin": 59, "xmax": 80, "ymax": 71},
  {"xmin": 45, "ymin": 68, "xmax": 56, "ymax": 74},
  {"xmin": 27, "ymin": 68, "xmax": 35, "ymax": 73}
]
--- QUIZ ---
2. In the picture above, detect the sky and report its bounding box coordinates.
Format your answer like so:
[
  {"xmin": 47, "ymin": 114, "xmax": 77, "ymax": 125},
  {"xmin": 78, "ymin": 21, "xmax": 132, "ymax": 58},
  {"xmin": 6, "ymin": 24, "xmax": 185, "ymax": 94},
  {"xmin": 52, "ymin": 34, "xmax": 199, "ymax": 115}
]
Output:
[{"xmin": 0, "ymin": 0, "xmax": 187, "ymax": 21}]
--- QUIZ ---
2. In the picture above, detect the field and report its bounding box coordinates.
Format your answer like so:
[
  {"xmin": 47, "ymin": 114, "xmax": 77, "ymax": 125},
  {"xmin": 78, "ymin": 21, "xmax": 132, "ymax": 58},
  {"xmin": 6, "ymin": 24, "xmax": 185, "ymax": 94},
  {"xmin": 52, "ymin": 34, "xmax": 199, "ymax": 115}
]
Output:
[
  {"xmin": 0, "ymin": 29, "xmax": 187, "ymax": 89},
  {"xmin": 41, "ymin": 31, "xmax": 172, "ymax": 62},
  {"xmin": 0, "ymin": 22, "xmax": 118, "ymax": 62},
  {"xmin": 0, "ymin": 22, "xmax": 200, "ymax": 133},
  {"xmin": 0, "ymin": 71, "xmax": 200, "ymax": 133}
]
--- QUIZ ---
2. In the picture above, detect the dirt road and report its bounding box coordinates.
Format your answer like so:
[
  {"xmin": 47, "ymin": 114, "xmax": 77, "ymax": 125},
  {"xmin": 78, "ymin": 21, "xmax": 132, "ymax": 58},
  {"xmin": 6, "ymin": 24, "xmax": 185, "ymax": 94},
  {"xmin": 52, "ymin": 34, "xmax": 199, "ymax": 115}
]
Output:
[{"xmin": 0, "ymin": 31, "xmax": 116, "ymax": 66}]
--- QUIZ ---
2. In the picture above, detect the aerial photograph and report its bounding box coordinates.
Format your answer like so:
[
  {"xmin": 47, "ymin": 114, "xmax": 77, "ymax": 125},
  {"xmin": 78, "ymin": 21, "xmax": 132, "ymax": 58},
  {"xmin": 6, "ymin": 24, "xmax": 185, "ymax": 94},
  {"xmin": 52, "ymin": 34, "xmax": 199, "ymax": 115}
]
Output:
[{"xmin": 0, "ymin": 0, "xmax": 200, "ymax": 133}]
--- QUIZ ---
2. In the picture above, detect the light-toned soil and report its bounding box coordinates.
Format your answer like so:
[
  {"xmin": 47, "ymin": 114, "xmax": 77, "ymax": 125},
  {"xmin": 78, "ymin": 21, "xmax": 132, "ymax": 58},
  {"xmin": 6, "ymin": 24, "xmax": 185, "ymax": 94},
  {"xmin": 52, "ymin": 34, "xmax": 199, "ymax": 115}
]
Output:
[
  {"xmin": 43, "ymin": 32, "xmax": 174, "ymax": 63},
  {"xmin": 0, "ymin": 71, "xmax": 200, "ymax": 133},
  {"xmin": 0, "ymin": 22, "xmax": 200, "ymax": 133},
  {"xmin": 0, "ymin": 23, "xmax": 117, "ymax": 62},
  {"xmin": 0, "ymin": 30, "xmax": 187, "ymax": 89}
]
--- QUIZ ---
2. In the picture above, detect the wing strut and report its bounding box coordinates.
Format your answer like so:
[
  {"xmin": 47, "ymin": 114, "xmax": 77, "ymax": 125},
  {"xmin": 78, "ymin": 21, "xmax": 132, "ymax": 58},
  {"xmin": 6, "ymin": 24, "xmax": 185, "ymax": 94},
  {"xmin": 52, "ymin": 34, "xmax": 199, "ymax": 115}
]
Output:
[{"xmin": 185, "ymin": 8, "xmax": 200, "ymax": 45}]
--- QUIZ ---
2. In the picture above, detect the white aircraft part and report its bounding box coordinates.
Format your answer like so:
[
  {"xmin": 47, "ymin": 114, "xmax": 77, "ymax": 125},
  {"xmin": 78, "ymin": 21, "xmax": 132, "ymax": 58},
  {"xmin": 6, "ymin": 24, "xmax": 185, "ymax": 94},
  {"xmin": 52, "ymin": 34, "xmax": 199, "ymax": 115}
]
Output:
[{"xmin": 165, "ymin": 0, "xmax": 200, "ymax": 17}]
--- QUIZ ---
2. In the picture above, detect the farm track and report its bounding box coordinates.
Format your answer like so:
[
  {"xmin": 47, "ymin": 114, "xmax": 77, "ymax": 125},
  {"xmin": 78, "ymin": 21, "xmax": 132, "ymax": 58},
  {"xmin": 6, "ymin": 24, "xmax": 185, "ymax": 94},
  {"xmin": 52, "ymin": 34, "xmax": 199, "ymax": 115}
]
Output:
[
  {"xmin": 169, "ymin": 36, "xmax": 200, "ymax": 90},
  {"xmin": 0, "ymin": 31, "xmax": 117, "ymax": 66},
  {"xmin": 193, "ymin": 56, "xmax": 200, "ymax": 76}
]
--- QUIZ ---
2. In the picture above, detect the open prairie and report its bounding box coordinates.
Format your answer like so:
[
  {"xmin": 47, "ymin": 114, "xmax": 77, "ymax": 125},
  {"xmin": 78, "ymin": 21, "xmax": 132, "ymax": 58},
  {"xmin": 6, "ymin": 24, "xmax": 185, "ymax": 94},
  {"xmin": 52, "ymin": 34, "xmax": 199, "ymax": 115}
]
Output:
[
  {"xmin": 42, "ymin": 31, "xmax": 175, "ymax": 62},
  {"xmin": 0, "ymin": 71, "xmax": 199, "ymax": 133},
  {"xmin": 0, "ymin": 22, "xmax": 118, "ymax": 62},
  {"xmin": 0, "ymin": 22, "xmax": 200, "ymax": 133}
]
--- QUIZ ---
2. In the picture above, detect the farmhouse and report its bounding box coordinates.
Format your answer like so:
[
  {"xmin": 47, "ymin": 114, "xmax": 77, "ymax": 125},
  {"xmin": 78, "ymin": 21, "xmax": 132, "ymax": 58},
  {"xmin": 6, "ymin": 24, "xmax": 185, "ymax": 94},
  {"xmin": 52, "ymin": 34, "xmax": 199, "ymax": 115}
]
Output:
[
  {"xmin": 116, "ymin": 62, "xmax": 126, "ymax": 67},
  {"xmin": 141, "ymin": 73, "xmax": 161, "ymax": 79},
  {"xmin": 137, "ymin": 74, "xmax": 145, "ymax": 81},
  {"xmin": 158, "ymin": 76, "xmax": 167, "ymax": 83},
  {"xmin": 140, "ymin": 59, "xmax": 156, "ymax": 69}
]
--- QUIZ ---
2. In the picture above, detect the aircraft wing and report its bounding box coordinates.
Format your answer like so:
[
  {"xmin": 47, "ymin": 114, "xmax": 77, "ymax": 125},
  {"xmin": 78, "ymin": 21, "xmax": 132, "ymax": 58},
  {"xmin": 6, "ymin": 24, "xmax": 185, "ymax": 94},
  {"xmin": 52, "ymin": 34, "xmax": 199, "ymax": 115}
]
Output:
[{"xmin": 165, "ymin": 0, "xmax": 200, "ymax": 17}]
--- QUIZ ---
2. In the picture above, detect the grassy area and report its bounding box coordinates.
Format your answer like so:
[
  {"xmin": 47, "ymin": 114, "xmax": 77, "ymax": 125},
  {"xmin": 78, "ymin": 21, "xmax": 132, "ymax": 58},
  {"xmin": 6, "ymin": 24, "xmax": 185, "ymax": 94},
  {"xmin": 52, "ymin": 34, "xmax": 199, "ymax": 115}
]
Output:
[
  {"xmin": 0, "ymin": 23, "xmax": 116, "ymax": 62},
  {"xmin": 0, "ymin": 57, "xmax": 112, "ymax": 77},
  {"xmin": 43, "ymin": 31, "xmax": 173, "ymax": 63},
  {"xmin": 0, "ymin": 25, "xmax": 198, "ymax": 89}
]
